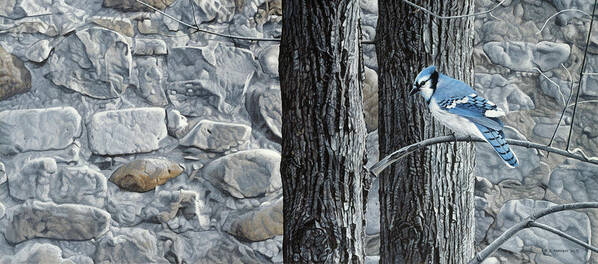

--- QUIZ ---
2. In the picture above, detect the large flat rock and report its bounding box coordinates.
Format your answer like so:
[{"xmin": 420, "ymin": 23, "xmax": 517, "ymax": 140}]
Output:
[
  {"xmin": 167, "ymin": 44, "xmax": 258, "ymax": 116},
  {"xmin": 87, "ymin": 108, "xmax": 167, "ymax": 155},
  {"xmin": 46, "ymin": 27, "xmax": 132, "ymax": 99},
  {"xmin": 179, "ymin": 120, "xmax": 251, "ymax": 152},
  {"xmin": 5, "ymin": 200, "xmax": 111, "ymax": 244},
  {"xmin": 0, "ymin": 107, "xmax": 81, "ymax": 154},
  {"xmin": 202, "ymin": 149, "xmax": 281, "ymax": 198}
]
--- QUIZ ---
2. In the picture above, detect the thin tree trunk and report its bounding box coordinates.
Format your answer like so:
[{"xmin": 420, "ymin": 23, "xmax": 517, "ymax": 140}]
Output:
[
  {"xmin": 279, "ymin": 0, "xmax": 367, "ymax": 263},
  {"xmin": 376, "ymin": 1, "xmax": 476, "ymax": 263}
]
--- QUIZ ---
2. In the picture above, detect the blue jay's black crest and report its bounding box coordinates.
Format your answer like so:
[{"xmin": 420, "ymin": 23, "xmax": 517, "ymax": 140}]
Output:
[{"xmin": 411, "ymin": 65, "xmax": 519, "ymax": 168}]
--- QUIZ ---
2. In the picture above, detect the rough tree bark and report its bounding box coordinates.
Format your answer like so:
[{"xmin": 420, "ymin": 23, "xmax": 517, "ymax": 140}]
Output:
[
  {"xmin": 376, "ymin": 1, "xmax": 476, "ymax": 263},
  {"xmin": 279, "ymin": 0, "xmax": 367, "ymax": 263}
]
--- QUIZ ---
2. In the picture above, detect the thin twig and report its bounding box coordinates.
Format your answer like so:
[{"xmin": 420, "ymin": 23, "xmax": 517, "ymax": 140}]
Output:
[
  {"xmin": 529, "ymin": 222, "xmax": 598, "ymax": 253},
  {"xmin": 469, "ymin": 202, "xmax": 598, "ymax": 264},
  {"xmin": 566, "ymin": 0, "xmax": 598, "ymax": 151},
  {"xmin": 536, "ymin": 67, "xmax": 565, "ymax": 105},
  {"xmin": 547, "ymin": 64, "xmax": 573, "ymax": 154},
  {"xmin": 537, "ymin": 9, "xmax": 591, "ymax": 35},
  {"xmin": 402, "ymin": 0, "xmax": 507, "ymax": 19},
  {"xmin": 368, "ymin": 135, "xmax": 598, "ymax": 177},
  {"xmin": 134, "ymin": 0, "xmax": 280, "ymax": 42}
]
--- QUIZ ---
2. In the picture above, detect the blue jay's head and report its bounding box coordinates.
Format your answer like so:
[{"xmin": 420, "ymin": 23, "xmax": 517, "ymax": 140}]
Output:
[{"xmin": 410, "ymin": 65, "xmax": 439, "ymax": 101}]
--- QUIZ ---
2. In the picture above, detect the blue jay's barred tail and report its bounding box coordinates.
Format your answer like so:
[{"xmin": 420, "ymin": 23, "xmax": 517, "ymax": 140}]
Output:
[{"xmin": 475, "ymin": 124, "xmax": 519, "ymax": 168}]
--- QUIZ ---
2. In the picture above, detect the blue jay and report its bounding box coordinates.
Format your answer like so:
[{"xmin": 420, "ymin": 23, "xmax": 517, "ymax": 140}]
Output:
[{"xmin": 409, "ymin": 65, "xmax": 519, "ymax": 168}]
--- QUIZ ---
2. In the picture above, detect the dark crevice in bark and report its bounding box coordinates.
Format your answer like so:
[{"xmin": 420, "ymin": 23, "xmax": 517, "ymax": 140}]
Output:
[{"xmin": 280, "ymin": 0, "xmax": 366, "ymax": 263}]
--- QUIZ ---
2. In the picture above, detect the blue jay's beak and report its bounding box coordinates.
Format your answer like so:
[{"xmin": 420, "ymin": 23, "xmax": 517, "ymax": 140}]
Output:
[{"xmin": 409, "ymin": 85, "xmax": 419, "ymax": 96}]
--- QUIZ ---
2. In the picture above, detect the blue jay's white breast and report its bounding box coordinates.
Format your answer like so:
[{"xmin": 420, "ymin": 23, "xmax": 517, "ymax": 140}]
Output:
[{"xmin": 428, "ymin": 97, "xmax": 485, "ymax": 140}]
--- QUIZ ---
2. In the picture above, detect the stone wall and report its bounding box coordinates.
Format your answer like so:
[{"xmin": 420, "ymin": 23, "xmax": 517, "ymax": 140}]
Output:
[{"xmin": 0, "ymin": 0, "xmax": 597, "ymax": 263}]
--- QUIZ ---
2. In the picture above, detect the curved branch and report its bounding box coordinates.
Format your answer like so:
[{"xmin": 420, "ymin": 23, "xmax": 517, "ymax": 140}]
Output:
[
  {"xmin": 528, "ymin": 222, "xmax": 598, "ymax": 253},
  {"xmin": 134, "ymin": 0, "xmax": 280, "ymax": 42},
  {"xmin": 368, "ymin": 135, "xmax": 598, "ymax": 177},
  {"xmin": 469, "ymin": 202, "xmax": 598, "ymax": 264}
]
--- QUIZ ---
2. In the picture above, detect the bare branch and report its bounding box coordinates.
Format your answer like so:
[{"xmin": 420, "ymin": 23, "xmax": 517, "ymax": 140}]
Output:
[
  {"xmin": 566, "ymin": 0, "xmax": 598, "ymax": 151},
  {"xmin": 528, "ymin": 222, "xmax": 598, "ymax": 253},
  {"xmin": 368, "ymin": 135, "xmax": 598, "ymax": 177},
  {"xmin": 537, "ymin": 9, "xmax": 592, "ymax": 35},
  {"xmin": 536, "ymin": 67, "xmax": 565, "ymax": 105},
  {"xmin": 469, "ymin": 202, "xmax": 598, "ymax": 264},
  {"xmin": 547, "ymin": 64, "xmax": 573, "ymax": 155},
  {"xmin": 133, "ymin": 0, "xmax": 385, "ymax": 45},
  {"xmin": 401, "ymin": 0, "xmax": 507, "ymax": 20},
  {"xmin": 134, "ymin": 0, "xmax": 280, "ymax": 42}
]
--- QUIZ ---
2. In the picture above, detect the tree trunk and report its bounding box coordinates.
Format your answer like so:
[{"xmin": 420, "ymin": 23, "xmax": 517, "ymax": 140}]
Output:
[
  {"xmin": 376, "ymin": 1, "xmax": 476, "ymax": 263},
  {"xmin": 279, "ymin": 1, "xmax": 367, "ymax": 263}
]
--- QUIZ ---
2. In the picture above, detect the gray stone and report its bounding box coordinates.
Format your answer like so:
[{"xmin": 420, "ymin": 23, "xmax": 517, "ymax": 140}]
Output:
[
  {"xmin": 50, "ymin": 166, "xmax": 108, "ymax": 207},
  {"xmin": 538, "ymin": 72, "xmax": 572, "ymax": 105},
  {"xmin": 166, "ymin": 109, "xmax": 188, "ymax": 138},
  {"xmin": 133, "ymin": 57, "xmax": 168, "ymax": 106},
  {"xmin": 0, "ymin": 107, "xmax": 81, "ymax": 154},
  {"xmin": 0, "ymin": 161, "xmax": 6, "ymax": 185},
  {"xmin": 226, "ymin": 198, "xmax": 283, "ymax": 241},
  {"xmin": 475, "ymin": 127, "xmax": 540, "ymax": 184},
  {"xmin": 0, "ymin": 243, "xmax": 80, "ymax": 264},
  {"xmin": 8, "ymin": 157, "xmax": 57, "ymax": 201},
  {"xmin": 483, "ymin": 41, "xmax": 534, "ymax": 72},
  {"xmin": 25, "ymin": 39, "xmax": 52, "ymax": 63},
  {"xmin": 134, "ymin": 38, "xmax": 167, "ymax": 55},
  {"xmin": 90, "ymin": 16, "xmax": 134, "ymax": 37},
  {"xmin": 190, "ymin": 0, "xmax": 235, "ymax": 24},
  {"xmin": 548, "ymin": 161, "xmax": 598, "ymax": 202},
  {"xmin": 365, "ymin": 176, "xmax": 380, "ymax": 235},
  {"xmin": 137, "ymin": 18, "xmax": 159, "ymax": 34},
  {"xmin": 475, "ymin": 197, "xmax": 493, "ymax": 243},
  {"xmin": 258, "ymin": 89, "xmax": 282, "ymax": 138},
  {"xmin": 0, "ymin": 202, "xmax": 4, "ymax": 219},
  {"xmin": 87, "ymin": 108, "xmax": 167, "ymax": 155},
  {"xmin": 202, "ymin": 149, "xmax": 281, "ymax": 198},
  {"xmin": 145, "ymin": 190, "xmax": 208, "ymax": 231},
  {"xmin": 167, "ymin": 44, "xmax": 258, "ymax": 116},
  {"xmin": 582, "ymin": 56, "xmax": 598, "ymax": 96},
  {"xmin": 105, "ymin": 184, "xmax": 152, "ymax": 226},
  {"xmin": 103, "ymin": 0, "xmax": 176, "ymax": 11},
  {"xmin": 489, "ymin": 199, "xmax": 591, "ymax": 264},
  {"xmin": 483, "ymin": 41, "xmax": 569, "ymax": 72},
  {"xmin": 250, "ymin": 237, "xmax": 282, "ymax": 260},
  {"xmin": 5, "ymin": 200, "xmax": 111, "ymax": 243},
  {"xmin": 259, "ymin": 45, "xmax": 279, "ymax": 76},
  {"xmin": 94, "ymin": 228, "xmax": 169, "ymax": 263},
  {"xmin": 533, "ymin": 41, "xmax": 570, "ymax": 71},
  {"xmin": 474, "ymin": 73, "xmax": 534, "ymax": 113},
  {"xmin": 0, "ymin": 45, "xmax": 31, "ymax": 100},
  {"xmin": 363, "ymin": 67, "xmax": 378, "ymax": 131},
  {"xmin": 551, "ymin": 0, "xmax": 594, "ymax": 25},
  {"xmin": 180, "ymin": 120, "xmax": 251, "ymax": 152},
  {"xmin": 47, "ymin": 27, "xmax": 132, "ymax": 99}
]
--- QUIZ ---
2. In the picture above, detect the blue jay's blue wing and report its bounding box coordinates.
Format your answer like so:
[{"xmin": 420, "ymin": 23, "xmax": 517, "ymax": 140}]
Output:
[
  {"xmin": 437, "ymin": 94, "xmax": 519, "ymax": 167},
  {"xmin": 474, "ymin": 124, "xmax": 519, "ymax": 167}
]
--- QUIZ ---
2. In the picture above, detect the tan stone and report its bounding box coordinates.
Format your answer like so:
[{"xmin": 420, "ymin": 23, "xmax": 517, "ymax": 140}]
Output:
[
  {"xmin": 0, "ymin": 45, "xmax": 31, "ymax": 100},
  {"xmin": 91, "ymin": 16, "xmax": 134, "ymax": 37},
  {"xmin": 228, "ymin": 198, "xmax": 283, "ymax": 241},
  {"xmin": 110, "ymin": 158, "xmax": 183, "ymax": 192}
]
